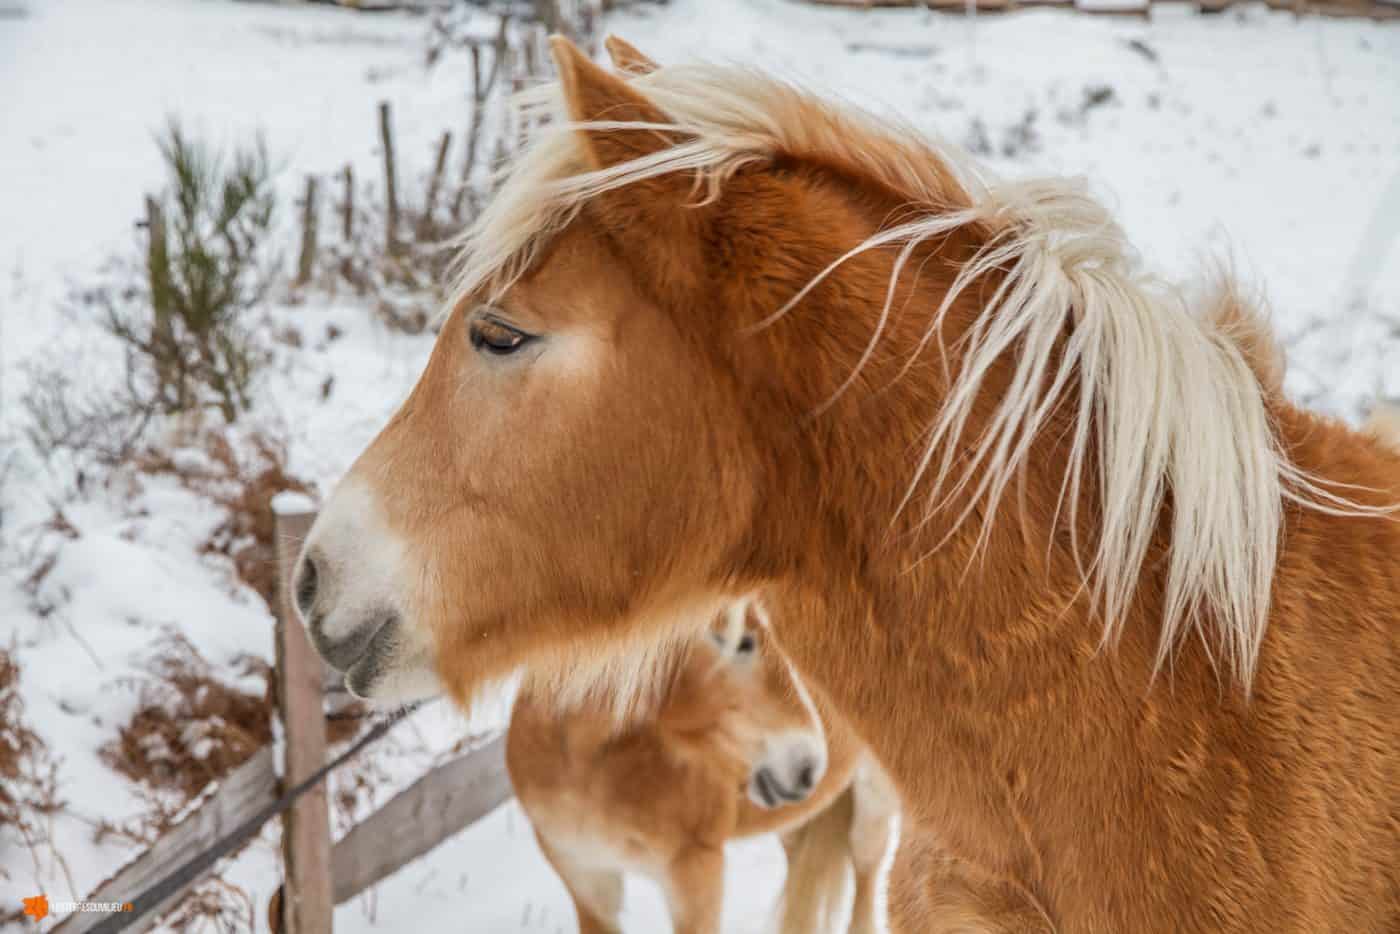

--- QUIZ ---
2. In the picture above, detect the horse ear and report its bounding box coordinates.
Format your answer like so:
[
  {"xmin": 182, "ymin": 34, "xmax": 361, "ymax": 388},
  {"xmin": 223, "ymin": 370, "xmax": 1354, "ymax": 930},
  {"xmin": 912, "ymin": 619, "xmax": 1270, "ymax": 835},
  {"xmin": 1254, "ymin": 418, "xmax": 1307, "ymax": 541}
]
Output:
[
  {"xmin": 548, "ymin": 37, "xmax": 707, "ymax": 294},
  {"xmin": 604, "ymin": 35, "xmax": 659, "ymax": 75},
  {"xmin": 549, "ymin": 36, "xmax": 675, "ymax": 173}
]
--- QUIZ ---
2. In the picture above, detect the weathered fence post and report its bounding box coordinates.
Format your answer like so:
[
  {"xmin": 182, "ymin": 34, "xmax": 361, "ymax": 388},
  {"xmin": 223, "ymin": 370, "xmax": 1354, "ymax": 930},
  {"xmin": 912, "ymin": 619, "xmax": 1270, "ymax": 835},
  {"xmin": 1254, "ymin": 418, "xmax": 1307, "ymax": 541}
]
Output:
[
  {"xmin": 273, "ymin": 496, "xmax": 333, "ymax": 934},
  {"xmin": 341, "ymin": 165, "xmax": 354, "ymax": 242},
  {"xmin": 144, "ymin": 195, "xmax": 177, "ymax": 407},
  {"xmin": 417, "ymin": 131, "xmax": 452, "ymax": 240},
  {"xmin": 296, "ymin": 176, "xmax": 319, "ymax": 287},
  {"xmin": 450, "ymin": 45, "xmax": 486, "ymax": 223},
  {"xmin": 532, "ymin": 0, "xmax": 561, "ymax": 33},
  {"xmin": 378, "ymin": 101, "xmax": 399, "ymax": 257}
]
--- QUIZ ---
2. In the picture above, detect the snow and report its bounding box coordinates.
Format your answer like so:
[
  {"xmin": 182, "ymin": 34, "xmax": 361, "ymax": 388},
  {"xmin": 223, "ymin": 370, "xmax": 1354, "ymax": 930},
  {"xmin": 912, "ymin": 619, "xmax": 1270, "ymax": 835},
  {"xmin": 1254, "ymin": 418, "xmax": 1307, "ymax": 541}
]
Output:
[
  {"xmin": 2, "ymin": 0, "xmax": 1398, "ymax": 931},
  {"xmin": 271, "ymin": 491, "xmax": 318, "ymax": 517}
]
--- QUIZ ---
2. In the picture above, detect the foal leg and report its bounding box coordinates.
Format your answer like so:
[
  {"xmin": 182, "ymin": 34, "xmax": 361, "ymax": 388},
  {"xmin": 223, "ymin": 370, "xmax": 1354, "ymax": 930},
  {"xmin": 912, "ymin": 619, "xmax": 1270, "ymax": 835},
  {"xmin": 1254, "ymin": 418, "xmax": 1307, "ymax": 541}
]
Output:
[
  {"xmin": 840, "ymin": 784, "xmax": 896, "ymax": 929},
  {"xmin": 663, "ymin": 846, "xmax": 725, "ymax": 934},
  {"xmin": 848, "ymin": 765, "xmax": 899, "ymax": 934},
  {"xmin": 779, "ymin": 826, "xmax": 801, "ymax": 865},
  {"xmin": 534, "ymin": 831, "xmax": 624, "ymax": 934}
]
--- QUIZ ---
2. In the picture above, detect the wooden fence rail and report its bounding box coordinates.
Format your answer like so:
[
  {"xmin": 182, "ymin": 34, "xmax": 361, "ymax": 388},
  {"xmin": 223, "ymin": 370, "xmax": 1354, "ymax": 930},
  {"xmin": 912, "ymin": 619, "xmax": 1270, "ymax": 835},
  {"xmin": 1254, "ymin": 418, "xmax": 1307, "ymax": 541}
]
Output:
[
  {"xmin": 328, "ymin": 735, "xmax": 510, "ymax": 905},
  {"xmin": 53, "ymin": 749, "xmax": 279, "ymax": 934}
]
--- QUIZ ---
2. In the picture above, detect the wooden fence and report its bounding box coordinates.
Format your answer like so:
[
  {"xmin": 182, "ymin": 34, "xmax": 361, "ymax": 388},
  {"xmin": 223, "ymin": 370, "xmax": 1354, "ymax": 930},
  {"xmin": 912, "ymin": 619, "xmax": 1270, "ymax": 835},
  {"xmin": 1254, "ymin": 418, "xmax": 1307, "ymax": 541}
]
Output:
[
  {"xmin": 54, "ymin": 501, "xmax": 513, "ymax": 933},
  {"xmin": 805, "ymin": 0, "xmax": 1400, "ymax": 18}
]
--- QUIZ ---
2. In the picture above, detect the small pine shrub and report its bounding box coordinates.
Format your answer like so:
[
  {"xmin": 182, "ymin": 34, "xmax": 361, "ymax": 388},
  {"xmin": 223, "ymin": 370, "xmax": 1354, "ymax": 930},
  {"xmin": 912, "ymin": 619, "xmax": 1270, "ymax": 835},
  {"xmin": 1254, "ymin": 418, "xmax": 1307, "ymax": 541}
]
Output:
[
  {"xmin": 103, "ymin": 120, "xmax": 278, "ymax": 424},
  {"xmin": 24, "ymin": 121, "xmax": 280, "ymax": 463}
]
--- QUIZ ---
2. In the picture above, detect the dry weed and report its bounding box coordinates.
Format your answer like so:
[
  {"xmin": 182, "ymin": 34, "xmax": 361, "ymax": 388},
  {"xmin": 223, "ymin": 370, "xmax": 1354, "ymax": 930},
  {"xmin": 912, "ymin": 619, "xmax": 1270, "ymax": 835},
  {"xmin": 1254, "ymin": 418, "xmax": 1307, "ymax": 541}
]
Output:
[{"xmin": 100, "ymin": 631, "xmax": 273, "ymax": 805}]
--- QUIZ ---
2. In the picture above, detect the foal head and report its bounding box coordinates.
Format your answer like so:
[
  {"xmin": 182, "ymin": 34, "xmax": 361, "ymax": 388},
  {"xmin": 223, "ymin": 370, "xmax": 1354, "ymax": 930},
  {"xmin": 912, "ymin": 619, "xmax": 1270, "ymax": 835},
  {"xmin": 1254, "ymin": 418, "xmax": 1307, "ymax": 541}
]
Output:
[{"xmin": 663, "ymin": 603, "xmax": 828, "ymax": 809}]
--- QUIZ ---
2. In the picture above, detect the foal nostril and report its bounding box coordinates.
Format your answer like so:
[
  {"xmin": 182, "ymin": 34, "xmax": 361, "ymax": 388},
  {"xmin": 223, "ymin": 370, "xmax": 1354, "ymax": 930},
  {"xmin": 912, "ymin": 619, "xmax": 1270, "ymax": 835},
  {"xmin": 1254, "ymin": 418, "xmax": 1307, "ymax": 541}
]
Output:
[
  {"xmin": 751, "ymin": 767, "xmax": 781, "ymax": 809},
  {"xmin": 294, "ymin": 555, "xmax": 318, "ymax": 618},
  {"xmin": 796, "ymin": 761, "xmax": 816, "ymax": 793}
]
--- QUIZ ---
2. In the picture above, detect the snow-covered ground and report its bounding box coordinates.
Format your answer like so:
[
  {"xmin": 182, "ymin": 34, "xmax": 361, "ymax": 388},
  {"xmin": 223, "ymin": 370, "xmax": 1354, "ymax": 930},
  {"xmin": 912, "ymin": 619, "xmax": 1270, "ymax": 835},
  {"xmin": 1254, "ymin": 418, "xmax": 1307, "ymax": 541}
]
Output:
[{"xmin": 2, "ymin": 0, "xmax": 1397, "ymax": 930}]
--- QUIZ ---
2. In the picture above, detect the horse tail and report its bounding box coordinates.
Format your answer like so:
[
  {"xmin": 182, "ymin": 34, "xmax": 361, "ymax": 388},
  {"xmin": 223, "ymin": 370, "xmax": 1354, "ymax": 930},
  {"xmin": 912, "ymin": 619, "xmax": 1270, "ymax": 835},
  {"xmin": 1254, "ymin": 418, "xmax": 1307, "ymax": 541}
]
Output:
[{"xmin": 777, "ymin": 784, "xmax": 855, "ymax": 934}]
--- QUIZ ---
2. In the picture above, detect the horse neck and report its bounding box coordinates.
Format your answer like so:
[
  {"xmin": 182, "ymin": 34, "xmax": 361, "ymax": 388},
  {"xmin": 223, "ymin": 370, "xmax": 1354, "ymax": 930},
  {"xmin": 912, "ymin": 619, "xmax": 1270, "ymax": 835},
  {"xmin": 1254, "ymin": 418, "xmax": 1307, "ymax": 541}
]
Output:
[
  {"xmin": 754, "ymin": 478, "xmax": 1144, "ymax": 872},
  {"xmin": 742, "ymin": 245, "xmax": 1169, "ymax": 831},
  {"xmin": 744, "ymin": 236, "xmax": 1103, "ymax": 643}
]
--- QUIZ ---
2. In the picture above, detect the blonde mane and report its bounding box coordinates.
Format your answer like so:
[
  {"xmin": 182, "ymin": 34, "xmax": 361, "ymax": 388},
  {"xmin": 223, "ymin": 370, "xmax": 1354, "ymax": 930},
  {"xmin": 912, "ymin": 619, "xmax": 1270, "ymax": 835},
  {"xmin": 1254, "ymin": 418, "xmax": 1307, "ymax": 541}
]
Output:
[{"xmin": 449, "ymin": 57, "xmax": 1378, "ymax": 688}]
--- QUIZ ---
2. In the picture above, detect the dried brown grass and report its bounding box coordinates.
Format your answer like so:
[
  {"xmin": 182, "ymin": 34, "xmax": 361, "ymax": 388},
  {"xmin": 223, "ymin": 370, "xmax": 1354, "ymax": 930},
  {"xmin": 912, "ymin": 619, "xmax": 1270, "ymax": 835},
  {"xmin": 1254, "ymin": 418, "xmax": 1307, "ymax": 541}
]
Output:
[
  {"xmin": 0, "ymin": 648, "xmax": 66, "ymax": 902},
  {"xmin": 0, "ymin": 650, "xmax": 47, "ymax": 828},
  {"xmin": 100, "ymin": 632, "xmax": 273, "ymax": 806},
  {"xmin": 159, "ymin": 876, "xmax": 255, "ymax": 933}
]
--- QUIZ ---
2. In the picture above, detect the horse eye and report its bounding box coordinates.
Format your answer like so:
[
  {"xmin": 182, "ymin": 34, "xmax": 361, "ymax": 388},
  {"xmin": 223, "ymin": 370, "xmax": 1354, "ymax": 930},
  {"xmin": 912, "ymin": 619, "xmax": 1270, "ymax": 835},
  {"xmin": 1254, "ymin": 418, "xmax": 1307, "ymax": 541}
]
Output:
[
  {"xmin": 469, "ymin": 317, "xmax": 534, "ymax": 356},
  {"xmin": 736, "ymin": 634, "xmax": 757, "ymax": 654}
]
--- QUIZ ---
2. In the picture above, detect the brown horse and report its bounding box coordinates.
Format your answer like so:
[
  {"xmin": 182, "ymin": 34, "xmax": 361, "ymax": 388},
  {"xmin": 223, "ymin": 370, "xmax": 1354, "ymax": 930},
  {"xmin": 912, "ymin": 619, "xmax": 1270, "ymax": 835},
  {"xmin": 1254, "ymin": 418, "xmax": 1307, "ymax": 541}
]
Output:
[
  {"xmin": 294, "ymin": 34, "xmax": 1400, "ymax": 932},
  {"xmin": 507, "ymin": 601, "xmax": 897, "ymax": 934}
]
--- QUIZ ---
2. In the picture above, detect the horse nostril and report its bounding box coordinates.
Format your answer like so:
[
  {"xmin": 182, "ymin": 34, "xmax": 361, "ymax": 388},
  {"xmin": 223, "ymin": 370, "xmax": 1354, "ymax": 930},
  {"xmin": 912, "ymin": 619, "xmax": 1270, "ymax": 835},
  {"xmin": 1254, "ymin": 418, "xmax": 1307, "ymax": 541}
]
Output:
[{"xmin": 294, "ymin": 555, "xmax": 318, "ymax": 618}]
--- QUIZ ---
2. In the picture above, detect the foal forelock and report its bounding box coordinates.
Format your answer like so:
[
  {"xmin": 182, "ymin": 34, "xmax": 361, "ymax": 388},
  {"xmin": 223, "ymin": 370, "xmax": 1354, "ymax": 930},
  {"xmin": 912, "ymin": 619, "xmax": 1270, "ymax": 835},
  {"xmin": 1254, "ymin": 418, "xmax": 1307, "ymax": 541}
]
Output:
[{"xmin": 448, "ymin": 58, "xmax": 1388, "ymax": 689}]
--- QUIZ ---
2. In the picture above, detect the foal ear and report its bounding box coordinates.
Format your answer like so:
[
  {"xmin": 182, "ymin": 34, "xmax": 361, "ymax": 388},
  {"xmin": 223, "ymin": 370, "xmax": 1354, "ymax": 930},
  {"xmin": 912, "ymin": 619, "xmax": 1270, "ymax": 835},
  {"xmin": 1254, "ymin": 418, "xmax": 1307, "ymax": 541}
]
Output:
[
  {"xmin": 549, "ymin": 36, "xmax": 676, "ymax": 173},
  {"xmin": 604, "ymin": 35, "xmax": 659, "ymax": 75}
]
